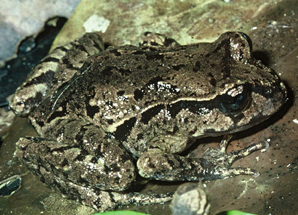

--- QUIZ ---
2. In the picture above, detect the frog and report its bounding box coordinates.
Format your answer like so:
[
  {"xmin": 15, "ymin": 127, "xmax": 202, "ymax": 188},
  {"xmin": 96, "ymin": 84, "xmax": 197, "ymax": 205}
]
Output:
[{"xmin": 10, "ymin": 31, "xmax": 287, "ymax": 211}]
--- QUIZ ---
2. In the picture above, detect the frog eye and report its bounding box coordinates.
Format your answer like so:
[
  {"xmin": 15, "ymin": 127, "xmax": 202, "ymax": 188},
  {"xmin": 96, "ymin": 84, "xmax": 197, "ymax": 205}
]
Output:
[
  {"xmin": 220, "ymin": 84, "xmax": 250, "ymax": 114},
  {"xmin": 238, "ymin": 32, "xmax": 253, "ymax": 51}
]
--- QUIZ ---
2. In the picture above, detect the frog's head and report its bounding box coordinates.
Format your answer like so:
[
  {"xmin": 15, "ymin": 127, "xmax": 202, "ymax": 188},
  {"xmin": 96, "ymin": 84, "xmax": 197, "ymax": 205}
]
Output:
[
  {"xmin": 217, "ymin": 32, "xmax": 288, "ymax": 134},
  {"xmin": 174, "ymin": 32, "xmax": 287, "ymax": 137}
]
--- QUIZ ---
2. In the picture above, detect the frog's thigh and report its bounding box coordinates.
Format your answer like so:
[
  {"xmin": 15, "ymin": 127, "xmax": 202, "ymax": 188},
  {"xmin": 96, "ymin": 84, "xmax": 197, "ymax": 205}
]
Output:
[
  {"xmin": 16, "ymin": 129, "xmax": 136, "ymax": 192},
  {"xmin": 10, "ymin": 33, "xmax": 104, "ymax": 116}
]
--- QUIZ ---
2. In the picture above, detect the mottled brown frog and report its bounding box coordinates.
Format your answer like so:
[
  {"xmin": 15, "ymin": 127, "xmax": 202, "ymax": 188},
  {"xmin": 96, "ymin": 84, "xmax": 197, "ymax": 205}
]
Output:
[{"xmin": 10, "ymin": 32, "xmax": 287, "ymax": 211}]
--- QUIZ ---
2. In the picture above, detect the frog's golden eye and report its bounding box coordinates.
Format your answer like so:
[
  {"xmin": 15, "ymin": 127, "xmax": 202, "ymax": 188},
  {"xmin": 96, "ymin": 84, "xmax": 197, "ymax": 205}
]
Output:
[{"xmin": 220, "ymin": 84, "xmax": 250, "ymax": 114}]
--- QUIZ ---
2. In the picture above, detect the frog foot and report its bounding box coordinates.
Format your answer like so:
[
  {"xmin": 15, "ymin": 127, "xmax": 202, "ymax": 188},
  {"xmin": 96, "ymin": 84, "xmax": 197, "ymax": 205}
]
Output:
[{"xmin": 200, "ymin": 135, "xmax": 269, "ymax": 180}]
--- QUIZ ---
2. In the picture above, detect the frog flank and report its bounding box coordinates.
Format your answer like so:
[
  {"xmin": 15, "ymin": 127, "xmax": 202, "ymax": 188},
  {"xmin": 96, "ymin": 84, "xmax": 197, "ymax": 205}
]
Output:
[{"xmin": 10, "ymin": 32, "xmax": 287, "ymax": 211}]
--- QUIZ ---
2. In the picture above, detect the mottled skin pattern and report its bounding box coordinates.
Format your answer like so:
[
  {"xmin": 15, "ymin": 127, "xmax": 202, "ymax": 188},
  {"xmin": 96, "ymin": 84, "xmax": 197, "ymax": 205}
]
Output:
[{"xmin": 10, "ymin": 32, "xmax": 287, "ymax": 211}]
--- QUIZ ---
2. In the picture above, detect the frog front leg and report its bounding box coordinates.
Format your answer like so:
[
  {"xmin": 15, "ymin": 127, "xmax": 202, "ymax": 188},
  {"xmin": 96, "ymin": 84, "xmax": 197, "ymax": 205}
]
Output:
[{"xmin": 137, "ymin": 135, "xmax": 268, "ymax": 181}]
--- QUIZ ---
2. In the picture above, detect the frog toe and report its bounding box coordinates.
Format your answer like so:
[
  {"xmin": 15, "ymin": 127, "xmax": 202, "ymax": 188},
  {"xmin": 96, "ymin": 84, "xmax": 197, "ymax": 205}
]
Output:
[{"xmin": 220, "ymin": 167, "xmax": 259, "ymax": 178}]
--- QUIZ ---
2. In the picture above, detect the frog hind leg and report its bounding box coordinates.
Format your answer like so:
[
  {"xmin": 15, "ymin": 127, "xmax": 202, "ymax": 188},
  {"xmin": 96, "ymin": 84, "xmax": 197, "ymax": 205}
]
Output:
[
  {"xmin": 14, "ymin": 120, "xmax": 131, "ymax": 209},
  {"xmin": 15, "ymin": 135, "xmax": 172, "ymax": 211},
  {"xmin": 10, "ymin": 33, "xmax": 104, "ymax": 117},
  {"xmin": 137, "ymin": 135, "xmax": 268, "ymax": 181},
  {"xmin": 43, "ymin": 178, "xmax": 172, "ymax": 211}
]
